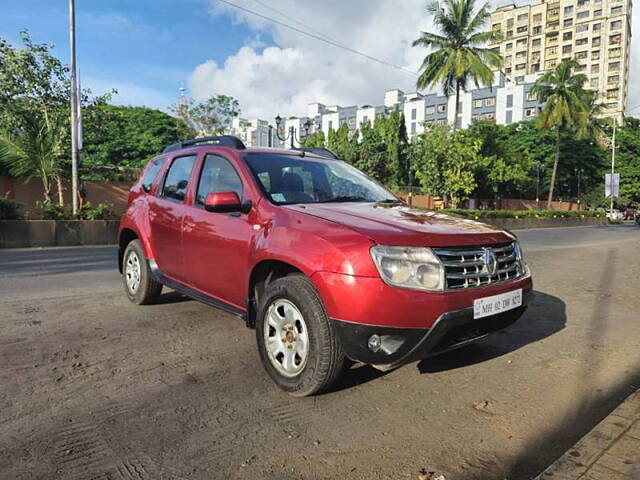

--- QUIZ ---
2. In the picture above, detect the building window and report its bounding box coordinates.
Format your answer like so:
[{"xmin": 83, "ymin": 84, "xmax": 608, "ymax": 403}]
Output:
[
  {"xmin": 517, "ymin": 13, "xmax": 528, "ymax": 21},
  {"xmin": 609, "ymin": 61, "xmax": 620, "ymax": 71},
  {"xmin": 507, "ymin": 18, "xmax": 514, "ymax": 27},
  {"xmin": 546, "ymin": 46, "xmax": 558, "ymax": 55},
  {"xmin": 591, "ymin": 64, "xmax": 600, "ymax": 73},
  {"xmin": 473, "ymin": 99, "xmax": 483, "ymax": 108},
  {"xmin": 506, "ymin": 42, "xmax": 513, "ymax": 50},
  {"xmin": 531, "ymin": 63, "xmax": 541, "ymax": 73},
  {"xmin": 506, "ymin": 94, "xmax": 513, "ymax": 107},
  {"xmin": 609, "ymin": 47, "xmax": 621, "ymax": 58},
  {"xmin": 517, "ymin": 38, "xmax": 527, "ymax": 47},
  {"xmin": 593, "ymin": 9, "xmax": 602, "ymax": 16},
  {"xmin": 609, "ymin": 34, "xmax": 622, "ymax": 44},
  {"xmin": 606, "ymin": 102, "xmax": 618, "ymax": 109},
  {"xmin": 517, "ymin": 25, "xmax": 528, "ymax": 33},
  {"xmin": 577, "ymin": 10, "xmax": 589, "ymax": 18},
  {"xmin": 577, "ymin": 0, "xmax": 589, "ymax": 5},
  {"xmin": 532, "ymin": 38, "xmax": 541, "ymax": 47},
  {"xmin": 610, "ymin": 20, "xmax": 622, "ymax": 30},
  {"xmin": 533, "ymin": 25, "xmax": 542, "ymax": 34},
  {"xmin": 507, "ymin": 30, "xmax": 514, "ymax": 38},
  {"xmin": 515, "ymin": 75, "xmax": 525, "ymax": 83},
  {"xmin": 611, "ymin": 6, "xmax": 622, "ymax": 14},
  {"xmin": 362, "ymin": 115, "xmax": 369, "ymax": 124},
  {"xmin": 426, "ymin": 106, "xmax": 435, "ymax": 115},
  {"xmin": 484, "ymin": 97, "xmax": 496, "ymax": 107},
  {"xmin": 505, "ymin": 67, "xmax": 512, "ymax": 74},
  {"xmin": 590, "ymin": 50, "xmax": 599, "ymax": 60},
  {"xmin": 575, "ymin": 64, "xmax": 586, "ymax": 72},
  {"xmin": 576, "ymin": 51, "xmax": 587, "ymax": 59},
  {"xmin": 576, "ymin": 38, "xmax": 588, "ymax": 46},
  {"xmin": 437, "ymin": 104, "xmax": 446, "ymax": 113},
  {"xmin": 590, "ymin": 77, "xmax": 599, "ymax": 88},
  {"xmin": 593, "ymin": 22, "xmax": 601, "ymax": 31},
  {"xmin": 564, "ymin": 5, "xmax": 574, "ymax": 14},
  {"xmin": 608, "ymin": 74, "xmax": 620, "ymax": 84},
  {"xmin": 549, "ymin": 7, "xmax": 560, "ymax": 15},
  {"xmin": 592, "ymin": 37, "xmax": 601, "ymax": 46},
  {"xmin": 328, "ymin": 120, "xmax": 333, "ymax": 131},
  {"xmin": 576, "ymin": 24, "xmax": 589, "ymax": 32},
  {"xmin": 563, "ymin": 31, "xmax": 573, "ymax": 41},
  {"xmin": 546, "ymin": 60, "xmax": 557, "ymax": 69},
  {"xmin": 411, "ymin": 122, "xmax": 417, "ymax": 134},
  {"xmin": 562, "ymin": 45, "xmax": 572, "ymax": 54},
  {"xmin": 525, "ymin": 108, "xmax": 537, "ymax": 117},
  {"xmin": 563, "ymin": 18, "xmax": 574, "ymax": 27},
  {"xmin": 411, "ymin": 108, "xmax": 417, "ymax": 120},
  {"xmin": 527, "ymin": 91, "xmax": 537, "ymax": 101}
]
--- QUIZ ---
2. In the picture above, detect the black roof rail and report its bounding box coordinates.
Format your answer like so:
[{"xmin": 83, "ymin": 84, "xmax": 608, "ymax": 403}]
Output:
[
  {"xmin": 292, "ymin": 147, "xmax": 339, "ymax": 159},
  {"xmin": 163, "ymin": 135, "xmax": 246, "ymax": 153}
]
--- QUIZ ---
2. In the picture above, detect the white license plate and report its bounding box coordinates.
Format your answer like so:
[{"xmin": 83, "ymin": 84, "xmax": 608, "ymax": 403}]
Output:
[{"xmin": 473, "ymin": 289, "xmax": 522, "ymax": 319}]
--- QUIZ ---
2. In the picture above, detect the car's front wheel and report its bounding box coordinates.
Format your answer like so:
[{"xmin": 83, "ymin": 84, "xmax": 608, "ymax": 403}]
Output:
[
  {"xmin": 256, "ymin": 275, "xmax": 344, "ymax": 396},
  {"xmin": 122, "ymin": 239, "xmax": 162, "ymax": 305}
]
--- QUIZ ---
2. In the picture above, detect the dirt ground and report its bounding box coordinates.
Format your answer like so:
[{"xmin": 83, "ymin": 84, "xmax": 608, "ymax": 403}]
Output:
[{"xmin": 1, "ymin": 225, "xmax": 639, "ymax": 480}]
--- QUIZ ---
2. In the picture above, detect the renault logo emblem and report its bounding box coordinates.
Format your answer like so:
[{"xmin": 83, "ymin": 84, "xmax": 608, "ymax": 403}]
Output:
[{"xmin": 482, "ymin": 247, "xmax": 498, "ymax": 276}]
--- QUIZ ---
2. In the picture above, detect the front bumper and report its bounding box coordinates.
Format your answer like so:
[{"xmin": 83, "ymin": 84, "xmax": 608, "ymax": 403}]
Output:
[{"xmin": 334, "ymin": 290, "xmax": 532, "ymax": 370}]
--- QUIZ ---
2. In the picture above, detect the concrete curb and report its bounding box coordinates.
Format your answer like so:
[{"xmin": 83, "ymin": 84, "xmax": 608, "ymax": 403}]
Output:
[
  {"xmin": 0, "ymin": 220, "xmax": 120, "ymax": 248},
  {"xmin": 536, "ymin": 389, "xmax": 640, "ymax": 479}
]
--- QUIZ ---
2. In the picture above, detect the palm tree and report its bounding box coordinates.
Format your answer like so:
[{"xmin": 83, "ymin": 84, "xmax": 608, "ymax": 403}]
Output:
[
  {"xmin": 412, "ymin": 0, "xmax": 502, "ymax": 130},
  {"xmin": 530, "ymin": 59, "xmax": 589, "ymax": 208},
  {"xmin": 0, "ymin": 111, "xmax": 65, "ymax": 204}
]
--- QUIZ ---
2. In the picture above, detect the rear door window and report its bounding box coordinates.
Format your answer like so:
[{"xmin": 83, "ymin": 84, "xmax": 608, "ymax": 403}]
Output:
[{"xmin": 160, "ymin": 155, "xmax": 197, "ymax": 202}]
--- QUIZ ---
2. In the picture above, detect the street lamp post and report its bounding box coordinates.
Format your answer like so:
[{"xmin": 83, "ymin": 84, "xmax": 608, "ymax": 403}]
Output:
[
  {"xmin": 536, "ymin": 162, "xmax": 542, "ymax": 210},
  {"xmin": 69, "ymin": 0, "xmax": 80, "ymax": 215},
  {"xmin": 275, "ymin": 115, "xmax": 312, "ymax": 148}
]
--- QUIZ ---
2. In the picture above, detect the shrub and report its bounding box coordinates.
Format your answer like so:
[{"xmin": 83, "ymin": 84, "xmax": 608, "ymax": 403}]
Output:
[
  {"xmin": 36, "ymin": 201, "xmax": 117, "ymax": 220},
  {"xmin": 434, "ymin": 208, "xmax": 604, "ymax": 219},
  {"xmin": 0, "ymin": 195, "xmax": 22, "ymax": 220}
]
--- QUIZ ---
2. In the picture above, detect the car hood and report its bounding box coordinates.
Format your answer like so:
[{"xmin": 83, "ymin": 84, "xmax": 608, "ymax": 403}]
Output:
[{"xmin": 284, "ymin": 202, "xmax": 515, "ymax": 247}]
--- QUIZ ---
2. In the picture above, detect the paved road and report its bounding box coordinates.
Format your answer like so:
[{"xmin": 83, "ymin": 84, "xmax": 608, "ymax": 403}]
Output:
[{"xmin": 1, "ymin": 224, "xmax": 639, "ymax": 479}]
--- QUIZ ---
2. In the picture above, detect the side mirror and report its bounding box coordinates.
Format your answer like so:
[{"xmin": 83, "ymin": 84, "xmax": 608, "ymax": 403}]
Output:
[{"xmin": 204, "ymin": 191, "xmax": 242, "ymax": 213}]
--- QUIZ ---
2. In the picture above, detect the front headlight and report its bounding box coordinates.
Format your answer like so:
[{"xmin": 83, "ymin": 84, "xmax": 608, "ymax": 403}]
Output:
[
  {"xmin": 370, "ymin": 246, "xmax": 445, "ymax": 292},
  {"xmin": 513, "ymin": 240, "xmax": 525, "ymax": 274}
]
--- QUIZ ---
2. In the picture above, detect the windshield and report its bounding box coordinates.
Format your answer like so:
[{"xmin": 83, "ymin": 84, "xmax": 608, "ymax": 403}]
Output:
[{"xmin": 243, "ymin": 153, "xmax": 397, "ymax": 205}]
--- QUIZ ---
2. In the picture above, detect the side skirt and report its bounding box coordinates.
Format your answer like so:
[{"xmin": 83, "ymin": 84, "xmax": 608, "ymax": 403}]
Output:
[{"xmin": 148, "ymin": 259, "xmax": 246, "ymax": 319}]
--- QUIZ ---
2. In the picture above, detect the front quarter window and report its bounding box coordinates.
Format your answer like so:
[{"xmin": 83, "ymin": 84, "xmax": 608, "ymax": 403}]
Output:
[{"xmin": 243, "ymin": 153, "xmax": 396, "ymax": 205}]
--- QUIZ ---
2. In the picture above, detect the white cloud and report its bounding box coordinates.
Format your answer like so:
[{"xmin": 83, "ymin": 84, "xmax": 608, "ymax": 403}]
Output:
[
  {"xmin": 188, "ymin": 0, "xmax": 432, "ymax": 119},
  {"xmin": 189, "ymin": 0, "xmax": 639, "ymax": 120}
]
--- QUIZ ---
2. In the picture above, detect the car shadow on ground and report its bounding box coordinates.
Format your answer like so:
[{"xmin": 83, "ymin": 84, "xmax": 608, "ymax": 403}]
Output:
[
  {"xmin": 418, "ymin": 290, "xmax": 566, "ymax": 374},
  {"xmin": 153, "ymin": 291, "xmax": 193, "ymax": 305},
  {"xmin": 329, "ymin": 290, "xmax": 566, "ymax": 393}
]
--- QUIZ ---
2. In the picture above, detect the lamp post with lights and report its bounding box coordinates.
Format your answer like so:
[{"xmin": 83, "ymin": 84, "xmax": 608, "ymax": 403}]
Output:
[{"xmin": 275, "ymin": 115, "xmax": 313, "ymax": 148}]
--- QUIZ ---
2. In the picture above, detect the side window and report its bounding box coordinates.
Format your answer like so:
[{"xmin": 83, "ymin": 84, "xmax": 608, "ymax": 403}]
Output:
[
  {"xmin": 161, "ymin": 155, "xmax": 196, "ymax": 202},
  {"xmin": 141, "ymin": 158, "xmax": 165, "ymax": 193},
  {"xmin": 195, "ymin": 154, "xmax": 244, "ymax": 205}
]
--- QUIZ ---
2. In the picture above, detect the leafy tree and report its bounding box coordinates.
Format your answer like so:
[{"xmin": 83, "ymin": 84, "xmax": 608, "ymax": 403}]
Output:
[
  {"xmin": 300, "ymin": 131, "xmax": 325, "ymax": 148},
  {"xmin": 327, "ymin": 123, "xmax": 359, "ymax": 165},
  {"xmin": 415, "ymin": 124, "xmax": 483, "ymax": 207},
  {"xmin": 530, "ymin": 59, "xmax": 589, "ymax": 208},
  {"xmin": 610, "ymin": 121, "xmax": 640, "ymax": 204},
  {"xmin": 81, "ymin": 105, "xmax": 195, "ymax": 179},
  {"xmin": 0, "ymin": 111, "xmax": 65, "ymax": 203},
  {"xmin": 377, "ymin": 110, "xmax": 409, "ymax": 187},
  {"xmin": 171, "ymin": 95, "xmax": 240, "ymax": 136},
  {"xmin": 412, "ymin": 0, "xmax": 501, "ymax": 130},
  {"xmin": 356, "ymin": 120, "xmax": 388, "ymax": 180}
]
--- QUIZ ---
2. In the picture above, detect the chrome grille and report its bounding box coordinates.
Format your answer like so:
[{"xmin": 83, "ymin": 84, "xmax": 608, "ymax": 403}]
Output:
[{"xmin": 433, "ymin": 242, "xmax": 523, "ymax": 290}]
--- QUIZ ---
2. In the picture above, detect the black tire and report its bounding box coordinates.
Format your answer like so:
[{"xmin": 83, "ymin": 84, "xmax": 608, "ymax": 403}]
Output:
[
  {"xmin": 256, "ymin": 274, "xmax": 344, "ymax": 396},
  {"xmin": 122, "ymin": 239, "xmax": 162, "ymax": 305}
]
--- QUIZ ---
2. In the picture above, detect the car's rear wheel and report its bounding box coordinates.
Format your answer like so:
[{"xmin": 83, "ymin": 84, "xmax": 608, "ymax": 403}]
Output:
[
  {"xmin": 123, "ymin": 239, "xmax": 162, "ymax": 305},
  {"xmin": 256, "ymin": 274, "xmax": 344, "ymax": 396}
]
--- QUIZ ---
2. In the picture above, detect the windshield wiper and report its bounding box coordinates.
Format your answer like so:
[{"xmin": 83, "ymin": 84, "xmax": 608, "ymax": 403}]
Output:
[
  {"xmin": 376, "ymin": 198, "xmax": 403, "ymax": 205},
  {"xmin": 318, "ymin": 195, "xmax": 369, "ymax": 203}
]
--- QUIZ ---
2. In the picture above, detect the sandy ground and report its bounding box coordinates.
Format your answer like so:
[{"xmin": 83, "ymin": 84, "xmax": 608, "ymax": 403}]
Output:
[{"xmin": 1, "ymin": 224, "xmax": 639, "ymax": 480}]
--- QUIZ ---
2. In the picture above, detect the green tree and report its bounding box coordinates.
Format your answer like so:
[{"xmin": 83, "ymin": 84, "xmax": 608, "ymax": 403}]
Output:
[
  {"xmin": 376, "ymin": 110, "xmax": 409, "ymax": 187},
  {"xmin": 415, "ymin": 124, "xmax": 483, "ymax": 207},
  {"xmin": 611, "ymin": 120, "xmax": 640, "ymax": 204},
  {"xmin": 530, "ymin": 59, "xmax": 589, "ymax": 208},
  {"xmin": 0, "ymin": 112, "xmax": 65, "ymax": 203},
  {"xmin": 327, "ymin": 123, "xmax": 359, "ymax": 165},
  {"xmin": 300, "ymin": 131, "xmax": 325, "ymax": 148},
  {"xmin": 81, "ymin": 105, "xmax": 195, "ymax": 179},
  {"xmin": 171, "ymin": 95, "xmax": 240, "ymax": 136},
  {"xmin": 412, "ymin": 0, "xmax": 501, "ymax": 130},
  {"xmin": 356, "ymin": 120, "xmax": 388, "ymax": 180}
]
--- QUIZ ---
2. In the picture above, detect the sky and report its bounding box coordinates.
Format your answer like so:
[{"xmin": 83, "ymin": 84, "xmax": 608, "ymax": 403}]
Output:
[{"xmin": 2, "ymin": 0, "xmax": 639, "ymax": 120}]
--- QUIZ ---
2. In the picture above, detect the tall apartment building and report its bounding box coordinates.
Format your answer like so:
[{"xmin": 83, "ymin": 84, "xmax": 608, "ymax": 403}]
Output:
[{"xmin": 490, "ymin": 0, "xmax": 632, "ymax": 120}]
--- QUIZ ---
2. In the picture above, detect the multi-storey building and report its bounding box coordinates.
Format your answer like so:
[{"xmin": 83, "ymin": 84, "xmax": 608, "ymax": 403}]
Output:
[
  {"xmin": 229, "ymin": 117, "xmax": 284, "ymax": 148},
  {"xmin": 490, "ymin": 0, "xmax": 632, "ymax": 121}
]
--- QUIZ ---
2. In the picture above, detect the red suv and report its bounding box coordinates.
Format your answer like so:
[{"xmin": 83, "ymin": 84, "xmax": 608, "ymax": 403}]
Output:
[{"xmin": 119, "ymin": 136, "xmax": 532, "ymax": 396}]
